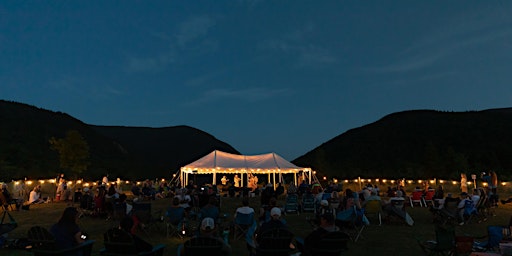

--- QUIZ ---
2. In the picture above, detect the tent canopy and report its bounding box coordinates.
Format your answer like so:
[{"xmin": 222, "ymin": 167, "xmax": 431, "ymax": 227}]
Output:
[{"xmin": 179, "ymin": 150, "xmax": 312, "ymax": 186}]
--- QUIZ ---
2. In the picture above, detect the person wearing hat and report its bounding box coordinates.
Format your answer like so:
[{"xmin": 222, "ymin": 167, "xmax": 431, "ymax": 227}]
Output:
[
  {"xmin": 249, "ymin": 207, "xmax": 293, "ymax": 254},
  {"xmin": 257, "ymin": 207, "xmax": 288, "ymax": 235}
]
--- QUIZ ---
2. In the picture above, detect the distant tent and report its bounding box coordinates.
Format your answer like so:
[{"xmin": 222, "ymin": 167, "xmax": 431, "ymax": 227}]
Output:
[{"xmin": 179, "ymin": 150, "xmax": 312, "ymax": 188}]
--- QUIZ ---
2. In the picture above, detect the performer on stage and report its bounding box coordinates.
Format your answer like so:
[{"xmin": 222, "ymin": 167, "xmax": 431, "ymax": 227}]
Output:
[
  {"xmin": 234, "ymin": 175, "xmax": 241, "ymax": 188},
  {"xmin": 221, "ymin": 176, "xmax": 229, "ymax": 186}
]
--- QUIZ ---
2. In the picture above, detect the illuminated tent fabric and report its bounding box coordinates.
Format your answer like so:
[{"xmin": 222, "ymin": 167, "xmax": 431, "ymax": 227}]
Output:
[{"xmin": 180, "ymin": 150, "xmax": 312, "ymax": 187}]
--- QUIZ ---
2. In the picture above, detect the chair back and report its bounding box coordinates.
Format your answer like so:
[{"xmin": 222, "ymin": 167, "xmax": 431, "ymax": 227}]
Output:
[
  {"xmin": 199, "ymin": 205, "xmax": 219, "ymax": 222},
  {"xmin": 435, "ymin": 225, "xmax": 455, "ymax": 251},
  {"xmin": 411, "ymin": 191, "xmax": 423, "ymax": 200},
  {"xmin": 255, "ymin": 228, "xmax": 294, "ymax": 256},
  {"xmin": 133, "ymin": 202, "xmax": 152, "ymax": 224},
  {"xmin": 235, "ymin": 212, "xmax": 254, "ymax": 226},
  {"xmin": 424, "ymin": 190, "xmax": 435, "ymax": 200},
  {"xmin": 167, "ymin": 207, "xmax": 185, "ymax": 224},
  {"xmin": 183, "ymin": 236, "xmax": 223, "ymax": 255},
  {"xmin": 364, "ymin": 200, "xmax": 382, "ymax": 214},
  {"xmin": 301, "ymin": 194, "xmax": 316, "ymax": 212},
  {"xmin": 310, "ymin": 231, "xmax": 350, "ymax": 256},
  {"xmin": 27, "ymin": 226, "xmax": 55, "ymax": 250},
  {"xmin": 103, "ymin": 228, "xmax": 137, "ymax": 253}
]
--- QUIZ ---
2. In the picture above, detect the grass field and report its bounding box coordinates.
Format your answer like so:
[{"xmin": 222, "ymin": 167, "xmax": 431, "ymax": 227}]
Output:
[{"xmin": 2, "ymin": 191, "xmax": 512, "ymax": 256}]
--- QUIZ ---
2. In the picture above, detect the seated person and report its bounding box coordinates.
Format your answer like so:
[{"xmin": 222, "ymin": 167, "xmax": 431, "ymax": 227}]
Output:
[
  {"xmin": 119, "ymin": 216, "xmax": 153, "ymax": 253},
  {"xmin": 362, "ymin": 190, "xmax": 381, "ymax": 207},
  {"xmin": 311, "ymin": 200, "xmax": 336, "ymax": 227},
  {"xmin": 80, "ymin": 187, "xmax": 94, "ymax": 211},
  {"xmin": 167, "ymin": 197, "xmax": 187, "ymax": 229},
  {"xmin": 259, "ymin": 197, "xmax": 278, "ymax": 223},
  {"xmin": 179, "ymin": 217, "xmax": 231, "ymax": 256},
  {"xmin": 199, "ymin": 196, "xmax": 220, "ymax": 223},
  {"xmin": 249, "ymin": 208, "xmax": 293, "ymax": 254},
  {"xmin": 1, "ymin": 183, "xmax": 23, "ymax": 210},
  {"xmin": 457, "ymin": 192, "xmax": 474, "ymax": 225},
  {"xmin": 50, "ymin": 207, "xmax": 85, "ymax": 250},
  {"xmin": 29, "ymin": 185, "xmax": 46, "ymax": 204},
  {"xmin": 298, "ymin": 213, "xmax": 339, "ymax": 256},
  {"xmin": 131, "ymin": 184, "xmax": 142, "ymax": 198},
  {"xmin": 257, "ymin": 207, "xmax": 288, "ymax": 235}
]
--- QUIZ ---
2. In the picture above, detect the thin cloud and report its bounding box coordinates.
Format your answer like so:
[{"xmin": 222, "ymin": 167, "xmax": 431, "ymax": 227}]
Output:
[
  {"xmin": 260, "ymin": 23, "xmax": 337, "ymax": 68},
  {"xmin": 184, "ymin": 87, "xmax": 289, "ymax": 106},
  {"xmin": 48, "ymin": 76, "xmax": 124, "ymax": 100},
  {"xmin": 125, "ymin": 15, "xmax": 217, "ymax": 73},
  {"xmin": 369, "ymin": 7, "xmax": 512, "ymax": 74},
  {"xmin": 175, "ymin": 15, "xmax": 216, "ymax": 48}
]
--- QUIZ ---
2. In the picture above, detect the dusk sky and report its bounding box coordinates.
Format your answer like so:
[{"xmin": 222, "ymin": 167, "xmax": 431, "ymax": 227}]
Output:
[{"xmin": 2, "ymin": 1, "xmax": 512, "ymax": 160}]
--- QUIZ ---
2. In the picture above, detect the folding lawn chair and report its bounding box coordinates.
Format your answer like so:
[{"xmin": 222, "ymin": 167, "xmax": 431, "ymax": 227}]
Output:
[
  {"xmin": 335, "ymin": 205, "xmax": 366, "ymax": 242},
  {"xmin": 417, "ymin": 224, "xmax": 456, "ymax": 256},
  {"xmin": 410, "ymin": 191, "xmax": 424, "ymax": 207},
  {"xmin": 364, "ymin": 200, "xmax": 382, "ymax": 226},
  {"xmin": 233, "ymin": 212, "xmax": 255, "ymax": 241},
  {"xmin": 284, "ymin": 194, "xmax": 299, "ymax": 215},
  {"xmin": 301, "ymin": 193, "xmax": 316, "ymax": 213}
]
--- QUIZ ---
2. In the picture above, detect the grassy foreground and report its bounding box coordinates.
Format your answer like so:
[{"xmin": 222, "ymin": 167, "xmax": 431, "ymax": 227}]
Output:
[{"xmin": 2, "ymin": 193, "xmax": 512, "ymax": 256}]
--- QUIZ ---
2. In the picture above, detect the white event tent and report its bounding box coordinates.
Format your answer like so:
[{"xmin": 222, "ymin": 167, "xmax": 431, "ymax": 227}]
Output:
[{"xmin": 179, "ymin": 150, "xmax": 313, "ymax": 188}]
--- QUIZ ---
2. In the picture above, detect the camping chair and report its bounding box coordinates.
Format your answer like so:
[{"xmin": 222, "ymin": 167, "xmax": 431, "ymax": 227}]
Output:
[
  {"xmin": 310, "ymin": 231, "xmax": 350, "ymax": 256},
  {"xmin": 27, "ymin": 226, "xmax": 95, "ymax": 256},
  {"xmin": 132, "ymin": 202, "xmax": 159, "ymax": 237},
  {"xmin": 417, "ymin": 224, "xmax": 456, "ymax": 256},
  {"xmin": 364, "ymin": 200, "xmax": 382, "ymax": 226},
  {"xmin": 463, "ymin": 199, "xmax": 478, "ymax": 224},
  {"xmin": 0, "ymin": 192, "xmax": 15, "ymax": 212},
  {"xmin": 233, "ymin": 212, "xmax": 255, "ymax": 241},
  {"xmin": 423, "ymin": 189, "xmax": 436, "ymax": 207},
  {"xmin": 436, "ymin": 200, "xmax": 459, "ymax": 226},
  {"xmin": 301, "ymin": 194, "xmax": 316, "ymax": 213},
  {"xmin": 473, "ymin": 225, "xmax": 509, "ymax": 252},
  {"xmin": 410, "ymin": 191, "xmax": 424, "ymax": 207},
  {"xmin": 284, "ymin": 194, "xmax": 299, "ymax": 215},
  {"xmin": 100, "ymin": 228, "xmax": 166, "ymax": 256},
  {"xmin": 254, "ymin": 228, "xmax": 295, "ymax": 256},
  {"xmin": 0, "ymin": 210, "xmax": 17, "ymax": 237},
  {"xmin": 180, "ymin": 236, "xmax": 223, "ymax": 256},
  {"xmin": 165, "ymin": 207, "xmax": 187, "ymax": 238},
  {"xmin": 335, "ymin": 205, "xmax": 366, "ymax": 242}
]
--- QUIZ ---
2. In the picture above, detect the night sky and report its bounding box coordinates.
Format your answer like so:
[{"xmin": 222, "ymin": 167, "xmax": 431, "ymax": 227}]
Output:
[{"xmin": 2, "ymin": 1, "xmax": 512, "ymax": 159}]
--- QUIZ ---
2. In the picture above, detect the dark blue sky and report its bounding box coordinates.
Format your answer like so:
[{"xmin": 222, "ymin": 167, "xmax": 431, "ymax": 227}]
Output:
[{"xmin": 2, "ymin": 1, "xmax": 512, "ymax": 159}]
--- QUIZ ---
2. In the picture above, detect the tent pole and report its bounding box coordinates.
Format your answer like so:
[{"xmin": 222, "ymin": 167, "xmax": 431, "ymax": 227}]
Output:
[
  {"xmin": 273, "ymin": 172, "xmax": 276, "ymax": 190},
  {"xmin": 213, "ymin": 172, "xmax": 216, "ymax": 185},
  {"xmin": 241, "ymin": 172, "xmax": 244, "ymax": 188},
  {"xmin": 294, "ymin": 172, "xmax": 297, "ymax": 186}
]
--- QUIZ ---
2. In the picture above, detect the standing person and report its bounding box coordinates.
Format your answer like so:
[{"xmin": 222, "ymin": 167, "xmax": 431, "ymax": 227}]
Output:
[
  {"xmin": 50, "ymin": 207, "xmax": 84, "ymax": 250},
  {"xmin": 234, "ymin": 175, "xmax": 241, "ymax": 188},
  {"xmin": 460, "ymin": 173, "xmax": 468, "ymax": 194},
  {"xmin": 490, "ymin": 171, "xmax": 499, "ymax": 206},
  {"xmin": 221, "ymin": 176, "xmax": 229, "ymax": 186}
]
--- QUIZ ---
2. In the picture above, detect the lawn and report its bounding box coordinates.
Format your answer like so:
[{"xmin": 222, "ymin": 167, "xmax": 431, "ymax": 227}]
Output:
[{"xmin": 2, "ymin": 192, "xmax": 511, "ymax": 256}]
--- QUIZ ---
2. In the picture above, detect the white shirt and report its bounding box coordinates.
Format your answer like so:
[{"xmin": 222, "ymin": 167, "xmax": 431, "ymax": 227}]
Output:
[{"xmin": 29, "ymin": 190, "xmax": 40, "ymax": 203}]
